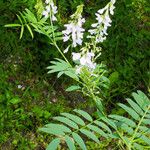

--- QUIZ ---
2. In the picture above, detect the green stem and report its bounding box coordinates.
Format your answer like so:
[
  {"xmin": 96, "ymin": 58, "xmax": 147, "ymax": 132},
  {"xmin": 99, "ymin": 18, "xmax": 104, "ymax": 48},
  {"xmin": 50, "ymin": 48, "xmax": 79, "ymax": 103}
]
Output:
[
  {"xmin": 49, "ymin": 9, "xmax": 70, "ymax": 65},
  {"xmin": 129, "ymin": 105, "xmax": 150, "ymax": 148}
]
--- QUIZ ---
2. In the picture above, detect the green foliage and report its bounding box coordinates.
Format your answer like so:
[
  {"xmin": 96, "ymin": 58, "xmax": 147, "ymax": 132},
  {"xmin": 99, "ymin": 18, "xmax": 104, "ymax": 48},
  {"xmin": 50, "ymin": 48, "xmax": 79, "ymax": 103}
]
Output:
[
  {"xmin": 0, "ymin": 65, "xmax": 71, "ymax": 149},
  {"xmin": 47, "ymin": 58, "xmax": 79, "ymax": 80},
  {"xmin": 102, "ymin": 0, "xmax": 150, "ymax": 98},
  {"xmin": 40, "ymin": 90, "xmax": 150, "ymax": 150}
]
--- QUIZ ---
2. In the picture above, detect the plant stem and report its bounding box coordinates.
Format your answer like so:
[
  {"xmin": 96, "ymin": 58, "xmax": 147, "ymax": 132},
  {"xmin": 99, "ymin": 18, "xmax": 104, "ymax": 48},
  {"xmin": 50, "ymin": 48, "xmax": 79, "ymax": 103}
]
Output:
[{"xmin": 49, "ymin": 9, "xmax": 71, "ymax": 65}]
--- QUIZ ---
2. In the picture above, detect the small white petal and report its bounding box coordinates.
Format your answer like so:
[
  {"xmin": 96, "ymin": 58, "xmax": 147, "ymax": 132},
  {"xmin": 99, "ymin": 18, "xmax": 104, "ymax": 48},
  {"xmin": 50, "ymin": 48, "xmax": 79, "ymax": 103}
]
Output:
[
  {"xmin": 46, "ymin": 6, "xmax": 50, "ymax": 12},
  {"xmin": 63, "ymin": 35, "xmax": 70, "ymax": 42},
  {"xmin": 45, "ymin": 0, "xmax": 50, "ymax": 4},
  {"xmin": 80, "ymin": 56, "xmax": 87, "ymax": 65},
  {"xmin": 98, "ymin": 8, "xmax": 105, "ymax": 14},
  {"xmin": 111, "ymin": 0, "xmax": 116, "ymax": 4},
  {"xmin": 72, "ymin": 53, "xmax": 81, "ymax": 61},
  {"xmin": 64, "ymin": 47, "xmax": 69, "ymax": 53}
]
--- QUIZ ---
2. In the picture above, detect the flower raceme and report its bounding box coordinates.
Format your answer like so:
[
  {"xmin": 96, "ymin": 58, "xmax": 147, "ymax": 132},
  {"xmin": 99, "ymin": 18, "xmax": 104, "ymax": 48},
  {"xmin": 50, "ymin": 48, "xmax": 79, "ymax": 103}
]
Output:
[
  {"xmin": 42, "ymin": 0, "xmax": 57, "ymax": 21},
  {"xmin": 88, "ymin": 0, "xmax": 116, "ymax": 43},
  {"xmin": 62, "ymin": 5, "xmax": 85, "ymax": 47},
  {"xmin": 72, "ymin": 51, "xmax": 96, "ymax": 74}
]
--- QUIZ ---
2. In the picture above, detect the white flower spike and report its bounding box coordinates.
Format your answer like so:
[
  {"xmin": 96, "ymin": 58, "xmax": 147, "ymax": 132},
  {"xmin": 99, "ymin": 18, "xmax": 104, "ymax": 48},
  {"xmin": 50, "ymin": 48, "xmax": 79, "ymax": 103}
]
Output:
[
  {"xmin": 88, "ymin": 0, "xmax": 116, "ymax": 43},
  {"xmin": 62, "ymin": 5, "xmax": 85, "ymax": 48},
  {"xmin": 42, "ymin": 0, "xmax": 57, "ymax": 21}
]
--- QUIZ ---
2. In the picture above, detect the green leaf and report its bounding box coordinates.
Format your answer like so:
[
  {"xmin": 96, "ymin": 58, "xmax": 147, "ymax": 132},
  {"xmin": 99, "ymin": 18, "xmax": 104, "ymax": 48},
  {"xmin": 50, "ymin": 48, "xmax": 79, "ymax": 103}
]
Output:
[
  {"xmin": 46, "ymin": 138, "xmax": 60, "ymax": 150},
  {"xmin": 132, "ymin": 92, "xmax": 148, "ymax": 111},
  {"xmin": 65, "ymin": 135, "xmax": 76, "ymax": 150},
  {"xmin": 119, "ymin": 123, "xmax": 134, "ymax": 134},
  {"xmin": 137, "ymin": 90, "xmax": 150, "ymax": 104},
  {"xmin": 108, "ymin": 114, "xmax": 136, "ymax": 127},
  {"xmin": 142, "ymin": 119, "xmax": 150, "ymax": 125},
  {"xmin": 39, "ymin": 127, "xmax": 64, "ymax": 136},
  {"xmin": 4, "ymin": 24, "xmax": 21, "ymax": 27},
  {"xmin": 9, "ymin": 98, "xmax": 21, "ymax": 104},
  {"xmin": 53, "ymin": 116, "xmax": 78, "ymax": 129},
  {"xmin": 20, "ymin": 25, "xmax": 24, "ymax": 39},
  {"xmin": 101, "ymin": 117, "xmax": 117, "ymax": 130},
  {"xmin": 25, "ymin": 8, "xmax": 37, "ymax": 23},
  {"xmin": 45, "ymin": 123, "xmax": 71, "ymax": 133},
  {"xmin": 72, "ymin": 133, "xmax": 87, "ymax": 150},
  {"xmin": 64, "ymin": 71, "xmax": 79, "ymax": 80},
  {"xmin": 126, "ymin": 98, "xmax": 144, "ymax": 115},
  {"xmin": 118, "ymin": 103, "xmax": 140, "ymax": 120},
  {"xmin": 94, "ymin": 120, "xmax": 112, "ymax": 133},
  {"xmin": 80, "ymin": 129, "xmax": 99, "ymax": 143},
  {"xmin": 133, "ymin": 143, "xmax": 144, "ymax": 150},
  {"xmin": 140, "ymin": 135, "xmax": 150, "ymax": 145},
  {"xmin": 139, "ymin": 126, "xmax": 150, "ymax": 134},
  {"xmin": 66, "ymin": 85, "xmax": 81, "ymax": 92},
  {"xmin": 73, "ymin": 109, "xmax": 93, "ymax": 122},
  {"xmin": 16, "ymin": 14, "xmax": 23, "ymax": 24},
  {"xmin": 61, "ymin": 113, "xmax": 85, "ymax": 126},
  {"xmin": 87, "ymin": 124, "xmax": 108, "ymax": 138},
  {"xmin": 26, "ymin": 24, "xmax": 34, "ymax": 38},
  {"xmin": 57, "ymin": 71, "xmax": 64, "ymax": 78}
]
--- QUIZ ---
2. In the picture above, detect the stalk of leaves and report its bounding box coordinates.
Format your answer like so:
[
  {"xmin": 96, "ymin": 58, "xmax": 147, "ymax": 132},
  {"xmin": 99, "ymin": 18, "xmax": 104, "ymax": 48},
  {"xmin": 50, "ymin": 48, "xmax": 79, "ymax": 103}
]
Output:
[{"xmin": 39, "ymin": 90, "xmax": 150, "ymax": 150}]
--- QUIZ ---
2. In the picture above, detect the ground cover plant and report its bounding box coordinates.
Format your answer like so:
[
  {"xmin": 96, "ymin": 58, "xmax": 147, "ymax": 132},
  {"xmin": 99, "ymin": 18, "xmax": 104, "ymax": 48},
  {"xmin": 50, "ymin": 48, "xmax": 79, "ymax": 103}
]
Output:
[{"xmin": 1, "ymin": 0, "xmax": 150, "ymax": 149}]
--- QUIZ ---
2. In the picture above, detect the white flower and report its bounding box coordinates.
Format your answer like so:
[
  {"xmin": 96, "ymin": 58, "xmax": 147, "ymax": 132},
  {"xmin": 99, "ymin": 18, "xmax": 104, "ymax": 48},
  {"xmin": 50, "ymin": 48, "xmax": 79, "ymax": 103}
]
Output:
[
  {"xmin": 64, "ymin": 46, "xmax": 69, "ymax": 53},
  {"xmin": 110, "ymin": 4, "xmax": 115, "ymax": 15},
  {"xmin": 80, "ymin": 52, "xmax": 96, "ymax": 69},
  {"xmin": 18, "ymin": 85, "xmax": 22, "ymax": 89},
  {"xmin": 42, "ymin": 10, "xmax": 49, "ymax": 18},
  {"xmin": 43, "ymin": 0, "xmax": 57, "ymax": 21},
  {"xmin": 62, "ymin": 5, "xmax": 85, "ymax": 48},
  {"xmin": 45, "ymin": 0, "xmax": 50, "ymax": 4},
  {"xmin": 62, "ymin": 19, "xmax": 85, "ymax": 47},
  {"xmin": 72, "ymin": 52, "xmax": 81, "ymax": 61},
  {"xmin": 80, "ymin": 56, "xmax": 87, "ymax": 65},
  {"xmin": 111, "ymin": 0, "xmax": 116, "ymax": 4},
  {"xmin": 88, "ymin": 0, "xmax": 116, "ymax": 43},
  {"xmin": 46, "ymin": 5, "xmax": 50, "ymax": 13}
]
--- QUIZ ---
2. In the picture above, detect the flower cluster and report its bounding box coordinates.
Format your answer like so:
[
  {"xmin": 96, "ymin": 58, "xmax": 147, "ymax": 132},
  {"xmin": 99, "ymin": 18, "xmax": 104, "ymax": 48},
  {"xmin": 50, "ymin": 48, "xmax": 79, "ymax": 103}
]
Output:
[
  {"xmin": 88, "ymin": 0, "xmax": 116, "ymax": 43},
  {"xmin": 42, "ymin": 0, "xmax": 57, "ymax": 21},
  {"xmin": 72, "ymin": 51, "xmax": 96, "ymax": 74},
  {"xmin": 62, "ymin": 5, "xmax": 85, "ymax": 47}
]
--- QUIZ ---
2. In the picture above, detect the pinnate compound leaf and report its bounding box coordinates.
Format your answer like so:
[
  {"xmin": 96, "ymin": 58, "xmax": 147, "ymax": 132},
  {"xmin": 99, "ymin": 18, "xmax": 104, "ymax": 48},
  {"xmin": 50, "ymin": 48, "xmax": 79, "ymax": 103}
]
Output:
[
  {"xmin": 46, "ymin": 138, "xmax": 60, "ymax": 150},
  {"xmin": 53, "ymin": 116, "xmax": 78, "ymax": 129},
  {"xmin": 80, "ymin": 129, "xmax": 99, "ymax": 143},
  {"xmin": 61, "ymin": 113, "xmax": 85, "ymax": 126},
  {"xmin": 73, "ymin": 109, "xmax": 93, "ymax": 122},
  {"xmin": 72, "ymin": 133, "xmax": 87, "ymax": 150},
  {"xmin": 65, "ymin": 135, "xmax": 76, "ymax": 150}
]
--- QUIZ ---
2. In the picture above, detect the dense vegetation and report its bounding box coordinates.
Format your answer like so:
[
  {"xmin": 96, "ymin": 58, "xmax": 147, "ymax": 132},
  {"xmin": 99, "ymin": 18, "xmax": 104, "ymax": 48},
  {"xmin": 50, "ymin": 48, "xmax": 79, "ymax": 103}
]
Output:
[{"xmin": 0, "ymin": 0, "xmax": 149, "ymax": 149}]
